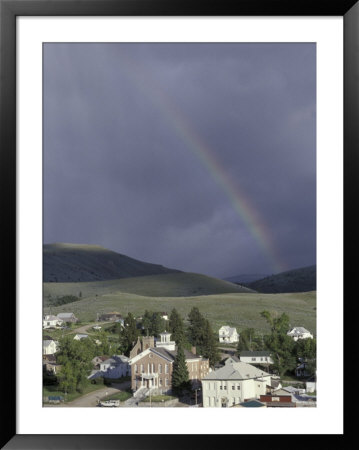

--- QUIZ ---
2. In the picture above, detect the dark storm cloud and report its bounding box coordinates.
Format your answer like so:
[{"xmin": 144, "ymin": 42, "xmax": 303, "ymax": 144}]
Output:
[{"xmin": 44, "ymin": 43, "xmax": 316, "ymax": 278}]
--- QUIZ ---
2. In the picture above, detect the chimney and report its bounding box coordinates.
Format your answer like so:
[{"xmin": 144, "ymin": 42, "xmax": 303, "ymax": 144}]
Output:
[{"xmin": 191, "ymin": 346, "xmax": 197, "ymax": 355}]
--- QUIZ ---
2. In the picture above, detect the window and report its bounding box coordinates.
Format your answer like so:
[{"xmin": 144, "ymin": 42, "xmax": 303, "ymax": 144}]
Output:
[
  {"xmin": 224, "ymin": 385, "xmax": 227, "ymax": 390},
  {"xmin": 220, "ymin": 386, "xmax": 223, "ymax": 390},
  {"xmin": 260, "ymin": 358, "xmax": 263, "ymax": 361},
  {"xmin": 141, "ymin": 364, "xmax": 144, "ymax": 373},
  {"xmin": 165, "ymin": 364, "xmax": 169, "ymax": 374},
  {"xmin": 159, "ymin": 364, "xmax": 162, "ymax": 374},
  {"xmin": 165, "ymin": 378, "xmax": 169, "ymax": 386},
  {"xmin": 159, "ymin": 378, "xmax": 162, "ymax": 386},
  {"xmin": 252, "ymin": 357, "xmax": 256, "ymax": 361},
  {"xmin": 237, "ymin": 385, "xmax": 240, "ymax": 390},
  {"xmin": 232, "ymin": 386, "xmax": 235, "ymax": 390},
  {"xmin": 135, "ymin": 364, "xmax": 138, "ymax": 374}
]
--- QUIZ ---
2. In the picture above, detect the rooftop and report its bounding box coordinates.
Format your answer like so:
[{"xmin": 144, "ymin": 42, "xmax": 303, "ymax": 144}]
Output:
[{"xmin": 203, "ymin": 361, "xmax": 270, "ymax": 381}]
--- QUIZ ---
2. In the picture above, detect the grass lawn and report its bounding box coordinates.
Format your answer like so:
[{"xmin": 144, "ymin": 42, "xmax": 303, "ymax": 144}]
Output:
[
  {"xmin": 104, "ymin": 391, "xmax": 133, "ymax": 402},
  {"xmin": 43, "ymin": 382, "xmax": 106, "ymax": 403},
  {"xmin": 142, "ymin": 395, "xmax": 177, "ymax": 403}
]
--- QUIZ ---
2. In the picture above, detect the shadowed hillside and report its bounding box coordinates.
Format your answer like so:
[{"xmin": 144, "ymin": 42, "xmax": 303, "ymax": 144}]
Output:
[
  {"xmin": 44, "ymin": 272, "xmax": 255, "ymax": 304},
  {"xmin": 245, "ymin": 265, "xmax": 316, "ymax": 293},
  {"xmin": 44, "ymin": 243, "xmax": 181, "ymax": 282}
]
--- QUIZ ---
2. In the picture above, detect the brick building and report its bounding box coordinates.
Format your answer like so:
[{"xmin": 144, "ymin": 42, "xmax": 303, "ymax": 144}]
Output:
[{"xmin": 128, "ymin": 332, "xmax": 210, "ymax": 394}]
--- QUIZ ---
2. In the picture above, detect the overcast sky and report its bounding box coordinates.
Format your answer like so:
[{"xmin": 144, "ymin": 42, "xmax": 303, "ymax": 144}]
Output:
[{"xmin": 43, "ymin": 43, "xmax": 316, "ymax": 279}]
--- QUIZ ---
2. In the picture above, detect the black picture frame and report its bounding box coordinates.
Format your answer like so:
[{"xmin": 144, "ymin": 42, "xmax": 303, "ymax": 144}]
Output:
[{"xmin": 1, "ymin": 0, "xmax": 355, "ymax": 448}]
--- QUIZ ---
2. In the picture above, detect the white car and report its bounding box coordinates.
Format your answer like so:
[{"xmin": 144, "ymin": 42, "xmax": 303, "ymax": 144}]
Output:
[{"xmin": 98, "ymin": 400, "xmax": 120, "ymax": 407}]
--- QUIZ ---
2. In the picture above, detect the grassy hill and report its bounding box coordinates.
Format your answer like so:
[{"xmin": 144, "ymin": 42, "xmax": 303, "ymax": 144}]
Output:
[
  {"xmin": 44, "ymin": 272, "xmax": 255, "ymax": 305},
  {"xmin": 246, "ymin": 265, "xmax": 316, "ymax": 293},
  {"xmin": 43, "ymin": 290, "xmax": 316, "ymax": 336},
  {"xmin": 43, "ymin": 243, "xmax": 181, "ymax": 282}
]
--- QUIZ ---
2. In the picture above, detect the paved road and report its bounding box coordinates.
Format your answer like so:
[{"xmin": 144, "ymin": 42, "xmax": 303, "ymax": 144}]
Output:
[{"xmin": 65, "ymin": 380, "xmax": 131, "ymax": 407}]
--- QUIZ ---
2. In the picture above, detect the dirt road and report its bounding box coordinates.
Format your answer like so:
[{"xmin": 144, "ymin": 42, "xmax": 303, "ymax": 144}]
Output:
[{"xmin": 65, "ymin": 380, "xmax": 131, "ymax": 407}]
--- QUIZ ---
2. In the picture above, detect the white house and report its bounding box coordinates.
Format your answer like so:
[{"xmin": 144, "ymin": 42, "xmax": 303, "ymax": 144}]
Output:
[
  {"xmin": 201, "ymin": 360, "xmax": 271, "ymax": 407},
  {"xmin": 43, "ymin": 315, "xmax": 63, "ymax": 329},
  {"xmin": 43, "ymin": 339, "xmax": 59, "ymax": 355},
  {"xmin": 73, "ymin": 334, "xmax": 88, "ymax": 341},
  {"xmin": 287, "ymin": 327, "xmax": 313, "ymax": 341},
  {"xmin": 306, "ymin": 375, "xmax": 316, "ymax": 393},
  {"xmin": 239, "ymin": 351, "xmax": 274, "ymax": 365},
  {"xmin": 57, "ymin": 312, "xmax": 78, "ymax": 323},
  {"xmin": 218, "ymin": 326, "xmax": 239, "ymax": 343},
  {"xmin": 89, "ymin": 355, "xmax": 130, "ymax": 380}
]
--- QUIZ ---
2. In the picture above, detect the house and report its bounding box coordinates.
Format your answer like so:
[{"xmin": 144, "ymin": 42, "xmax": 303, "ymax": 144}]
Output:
[
  {"xmin": 89, "ymin": 355, "xmax": 131, "ymax": 380},
  {"xmin": 91, "ymin": 356, "xmax": 108, "ymax": 369},
  {"xmin": 43, "ymin": 354, "xmax": 60, "ymax": 374},
  {"xmin": 98, "ymin": 312, "xmax": 123, "ymax": 322},
  {"xmin": 128, "ymin": 332, "xmax": 210, "ymax": 394},
  {"xmin": 43, "ymin": 315, "xmax": 63, "ymax": 329},
  {"xmin": 201, "ymin": 360, "xmax": 271, "ymax": 408},
  {"xmin": 218, "ymin": 326, "xmax": 239, "ymax": 343},
  {"xmin": 160, "ymin": 312, "xmax": 169, "ymax": 321},
  {"xmin": 57, "ymin": 312, "xmax": 78, "ymax": 323},
  {"xmin": 306, "ymin": 375, "xmax": 316, "ymax": 393},
  {"xmin": 295, "ymin": 361, "xmax": 313, "ymax": 377},
  {"xmin": 287, "ymin": 327, "xmax": 313, "ymax": 341},
  {"xmin": 239, "ymin": 351, "xmax": 274, "ymax": 365},
  {"xmin": 73, "ymin": 334, "xmax": 88, "ymax": 341},
  {"xmin": 260, "ymin": 388, "xmax": 296, "ymax": 407},
  {"xmin": 43, "ymin": 338, "xmax": 59, "ymax": 355}
]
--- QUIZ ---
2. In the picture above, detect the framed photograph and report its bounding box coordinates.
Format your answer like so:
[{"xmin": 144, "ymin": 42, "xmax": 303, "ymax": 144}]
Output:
[{"xmin": 1, "ymin": 0, "xmax": 355, "ymax": 448}]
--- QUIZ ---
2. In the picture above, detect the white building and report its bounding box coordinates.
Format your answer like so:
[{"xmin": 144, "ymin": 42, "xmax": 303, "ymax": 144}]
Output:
[
  {"xmin": 201, "ymin": 359, "xmax": 271, "ymax": 407},
  {"xmin": 239, "ymin": 351, "xmax": 274, "ymax": 365},
  {"xmin": 73, "ymin": 334, "xmax": 88, "ymax": 341},
  {"xmin": 43, "ymin": 339, "xmax": 59, "ymax": 355},
  {"xmin": 43, "ymin": 315, "xmax": 63, "ymax": 329},
  {"xmin": 287, "ymin": 327, "xmax": 313, "ymax": 341},
  {"xmin": 218, "ymin": 326, "xmax": 239, "ymax": 343},
  {"xmin": 89, "ymin": 355, "xmax": 131, "ymax": 381}
]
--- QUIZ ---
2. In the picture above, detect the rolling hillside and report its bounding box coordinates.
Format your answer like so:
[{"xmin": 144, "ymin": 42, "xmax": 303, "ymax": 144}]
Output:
[
  {"xmin": 245, "ymin": 265, "xmax": 316, "ymax": 293},
  {"xmin": 44, "ymin": 243, "xmax": 181, "ymax": 282},
  {"xmin": 44, "ymin": 271, "xmax": 255, "ymax": 305}
]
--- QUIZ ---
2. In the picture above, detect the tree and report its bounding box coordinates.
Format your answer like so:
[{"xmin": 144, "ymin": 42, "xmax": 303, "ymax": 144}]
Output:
[
  {"xmin": 169, "ymin": 308, "xmax": 186, "ymax": 346},
  {"xmin": 142, "ymin": 310, "xmax": 152, "ymax": 336},
  {"xmin": 57, "ymin": 335, "xmax": 96, "ymax": 393},
  {"xmin": 237, "ymin": 328, "xmax": 262, "ymax": 353},
  {"xmin": 171, "ymin": 344, "xmax": 191, "ymax": 396},
  {"xmin": 201, "ymin": 320, "xmax": 220, "ymax": 367},
  {"xmin": 150, "ymin": 312, "xmax": 166, "ymax": 337},
  {"xmin": 119, "ymin": 312, "xmax": 138, "ymax": 356},
  {"xmin": 187, "ymin": 307, "xmax": 206, "ymax": 348},
  {"xmin": 260, "ymin": 310, "xmax": 296, "ymax": 376}
]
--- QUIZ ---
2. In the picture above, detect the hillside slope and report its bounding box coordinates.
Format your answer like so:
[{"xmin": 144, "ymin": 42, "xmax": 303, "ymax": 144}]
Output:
[
  {"xmin": 43, "ymin": 243, "xmax": 181, "ymax": 282},
  {"xmin": 246, "ymin": 265, "xmax": 316, "ymax": 293},
  {"xmin": 44, "ymin": 272, "xmax": 255, "ymax": 304}
]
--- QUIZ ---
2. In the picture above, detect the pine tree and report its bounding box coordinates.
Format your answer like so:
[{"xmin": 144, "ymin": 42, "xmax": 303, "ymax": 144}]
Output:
[
  {"xmin": 171, "ymin": 344, "xmax": 191, "ymax": 396},
  {"xmin": 201, "ymin": 319, "xmax": 220, "ymax": 367},
  {"xmin": 169, "ymin": 308, "xmax": 186, "ymax": 345},
  {"xmin": 119, "ymin": 312, "xmax": 138, "ymax": 356},
  {"xmin": 150, "ymin": 312, "xmax": 166, "ymax": 337},
  {"xmin": 187, "ymin": 307, "xmax": 206, "ymax": 347}
]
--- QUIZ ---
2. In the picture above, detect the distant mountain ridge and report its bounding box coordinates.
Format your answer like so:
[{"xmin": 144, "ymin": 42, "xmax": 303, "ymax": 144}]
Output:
[
  {"xmin": 43, "ymin": 243, "xmax": 182, "ymax": 282},
  {"xmin": 224, "ymin": 273, "xmax": 270, "ymax": 284},
  {"xmin": 245, "ymin": 265, "xmax": 316, "ymax": 293}
]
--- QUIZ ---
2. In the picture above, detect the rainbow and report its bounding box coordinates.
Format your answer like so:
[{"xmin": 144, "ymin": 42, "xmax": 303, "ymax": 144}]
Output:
[{"xmin": 117, "ymin": 47, "xmax": 286, "ymax": 273}]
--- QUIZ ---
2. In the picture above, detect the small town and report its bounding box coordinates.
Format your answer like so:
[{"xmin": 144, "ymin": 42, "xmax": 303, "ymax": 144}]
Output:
[{"xmin": 43, "ymin": 308, "xmax": 316, "ymax": 408}]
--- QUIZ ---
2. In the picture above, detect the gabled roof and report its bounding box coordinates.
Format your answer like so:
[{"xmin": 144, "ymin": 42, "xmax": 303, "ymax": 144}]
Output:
[
  {"xmin": 219, "ymin": 326, "xmax": 238, "ymax": 336},
  {"xmin": 57, "ymin": 312, "xmax": 76, "ymax": 318},
  {"xmin": 203, "ymin": 361, "xmax": 270, "ymax": 381},
  {"xmin": 129, "ymin": 346, "xmax": 204, "ymax": 365},
  {"xmin": 288, "ymin": 327, "xmax": 311, "ymax": 334}
]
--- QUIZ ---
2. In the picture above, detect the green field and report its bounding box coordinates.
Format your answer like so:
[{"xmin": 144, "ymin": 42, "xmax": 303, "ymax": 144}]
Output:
[{"xmin": 44, "ymin": 287, "xmax": 316, "ymax": 335}]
